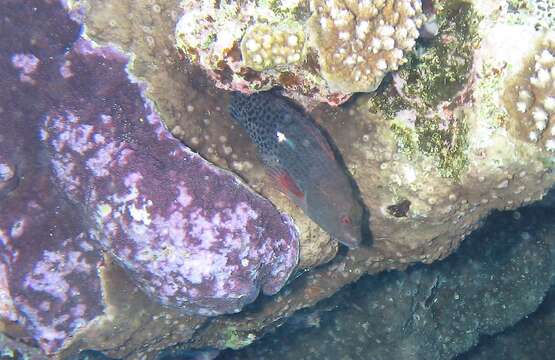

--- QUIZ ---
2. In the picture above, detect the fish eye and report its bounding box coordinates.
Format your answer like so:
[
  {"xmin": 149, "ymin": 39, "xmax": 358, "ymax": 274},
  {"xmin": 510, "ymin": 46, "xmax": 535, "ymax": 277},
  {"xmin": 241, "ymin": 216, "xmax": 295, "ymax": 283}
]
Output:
[{"xmin": 340, "ymin": 215, "xmax": 352, "ymax": 225}]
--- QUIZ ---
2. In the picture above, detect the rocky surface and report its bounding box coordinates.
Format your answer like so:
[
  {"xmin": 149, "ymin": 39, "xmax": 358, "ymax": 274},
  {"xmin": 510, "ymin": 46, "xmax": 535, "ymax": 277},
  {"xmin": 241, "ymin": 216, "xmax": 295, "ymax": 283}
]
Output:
[
  {"xmin": 460, "ymin": 285, "xmax": 555, "ymax": 360},
  {"xmin": 219, "ymin": 203, "xmax": 555, "ymax": 359}
]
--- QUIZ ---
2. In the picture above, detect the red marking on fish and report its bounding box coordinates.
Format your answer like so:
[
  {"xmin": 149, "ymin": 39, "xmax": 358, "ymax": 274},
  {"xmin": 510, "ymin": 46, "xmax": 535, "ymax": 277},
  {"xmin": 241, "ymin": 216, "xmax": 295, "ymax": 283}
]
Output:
[
  {"xmin": 229, "ymin": 91, "xmax": 364, "ymax": 248},
  {"xmin": 267, "ymin": 166, "xmax": 305, "ymax": 200}
]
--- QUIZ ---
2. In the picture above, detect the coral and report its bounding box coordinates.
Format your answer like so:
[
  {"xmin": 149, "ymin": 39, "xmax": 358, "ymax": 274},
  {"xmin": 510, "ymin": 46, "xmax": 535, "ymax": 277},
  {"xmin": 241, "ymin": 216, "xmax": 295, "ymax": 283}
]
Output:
[
  {"xmin": 241, "ymin": 22, "xmax": 305, "ymax": 71},
  {"xmin": 1, "ymin": 0, "xmax": 299, "ymax": 356},
  {"xmin": 504, "ymin": 31, "xmax": 555, "ymax": 152},
  {"xmin": 41, "ymin": 39, "xmax": 300, "ymax": 316},
  {"xmin": 174, "ymin": 0, "xmax": 424, "ymax": 107},
  {"xmin": 306, "ymin": 0, "xmax": 424, "ymax": 93}
]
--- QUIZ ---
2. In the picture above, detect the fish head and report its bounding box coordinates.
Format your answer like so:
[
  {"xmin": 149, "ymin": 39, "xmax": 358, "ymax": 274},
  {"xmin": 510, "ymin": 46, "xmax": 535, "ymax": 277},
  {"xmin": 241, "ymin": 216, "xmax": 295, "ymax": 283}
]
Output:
[
  {"xmin": 334, "ymin": 200, "xmax": 364, "ymax": 248},
  {"xmin": 309, "ymin": 188, "xmax": 364, "ymax": 248}
]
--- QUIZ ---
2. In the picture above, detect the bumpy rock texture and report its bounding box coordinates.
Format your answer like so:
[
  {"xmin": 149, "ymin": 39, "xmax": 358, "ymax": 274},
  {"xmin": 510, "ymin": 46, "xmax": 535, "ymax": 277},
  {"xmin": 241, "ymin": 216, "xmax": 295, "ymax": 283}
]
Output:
[
  {"xmin": 40, "ymin": 39, "xmax": 299, "ymax": 316},
  {"xmin": 461, "ymin": 285, "xmax": 555, "ymax": 360},
  {"xmin": 175, "ymin": 0, "xmax": 425, "ymax": 107},
  {"xmin": 220, "ymin": 203, "xmax": 555, "ymax": 359},
  {"xmin": 0, "ymin": 0, "xmax": 299, "ymax": 357}
]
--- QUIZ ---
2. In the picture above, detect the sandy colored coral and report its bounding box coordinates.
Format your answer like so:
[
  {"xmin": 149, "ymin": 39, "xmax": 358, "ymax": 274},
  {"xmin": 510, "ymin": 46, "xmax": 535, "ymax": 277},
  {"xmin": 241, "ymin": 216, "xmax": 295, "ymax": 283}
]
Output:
[
  {"xmin": 174, "ymin": 0, "xmax": 424, "ymax": 107},
  {"xmin": 505, "ymin": 31, "xmax": 555, "ymax": 152},
  {"xmin": 306, "ymin": 0, "xmax": 424, "ymax": 92},
  {"xmin": 241, "ymin": 22, "xmax": 305, "ymax": 71}
]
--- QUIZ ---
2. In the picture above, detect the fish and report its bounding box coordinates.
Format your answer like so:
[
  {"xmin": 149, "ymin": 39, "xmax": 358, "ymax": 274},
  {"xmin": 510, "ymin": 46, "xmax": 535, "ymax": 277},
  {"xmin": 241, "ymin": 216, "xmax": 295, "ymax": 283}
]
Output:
[{"xmin": 229, "ymin": 91, "xmax": 364, "ymax": 248}]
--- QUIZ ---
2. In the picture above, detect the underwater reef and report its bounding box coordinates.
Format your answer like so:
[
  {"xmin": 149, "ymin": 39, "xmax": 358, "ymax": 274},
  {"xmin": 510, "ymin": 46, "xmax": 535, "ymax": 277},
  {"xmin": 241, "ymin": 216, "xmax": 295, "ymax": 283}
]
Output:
[
  {"xmin": 175, "ymin": 0, "xmax": 426, "ymax": 107},
  {"xmin": 1, "ymin": 0, "xmax": 555, "ymax": 359},
  {"xmin": 221, "ymin": 202, "xmax": 555, "ymax": 359}
]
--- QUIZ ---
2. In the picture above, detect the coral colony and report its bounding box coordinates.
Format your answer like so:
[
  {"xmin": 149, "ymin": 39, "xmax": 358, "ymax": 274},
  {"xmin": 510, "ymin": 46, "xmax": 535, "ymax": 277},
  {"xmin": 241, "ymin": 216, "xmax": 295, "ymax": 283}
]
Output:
[
  {"xmin": 175, "ymin": 0, "xmax": 424, "ymax": 107},
  {"xmin": 1, "ymin": 0, "xmax": 298, "ymax": 354}
]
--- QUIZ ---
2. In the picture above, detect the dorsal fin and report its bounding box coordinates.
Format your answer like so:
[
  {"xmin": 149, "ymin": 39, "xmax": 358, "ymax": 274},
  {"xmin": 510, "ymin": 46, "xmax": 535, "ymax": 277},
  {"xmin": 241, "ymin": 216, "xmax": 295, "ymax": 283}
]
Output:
[{"xmin": 299, "ymin": 117, "xmax": 336, "ymax": 161}]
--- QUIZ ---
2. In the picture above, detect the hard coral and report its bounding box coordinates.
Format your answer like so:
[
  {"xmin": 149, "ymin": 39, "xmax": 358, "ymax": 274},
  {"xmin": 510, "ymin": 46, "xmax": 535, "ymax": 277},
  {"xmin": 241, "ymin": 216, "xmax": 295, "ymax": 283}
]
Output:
[
  {"xmin": 307, "ymin": 0, "xmax": 424, "ymax": 93},
  {"xmin": 242, "ymin": 22, "xmax": 305, "ymax": 71},
  {"xmin": 175, "ymin": 0, "xmax": 424, "ymax": 107},
  {"xmin": 506, "ymin": 31, "xmax": 555, "ymax": 152}
]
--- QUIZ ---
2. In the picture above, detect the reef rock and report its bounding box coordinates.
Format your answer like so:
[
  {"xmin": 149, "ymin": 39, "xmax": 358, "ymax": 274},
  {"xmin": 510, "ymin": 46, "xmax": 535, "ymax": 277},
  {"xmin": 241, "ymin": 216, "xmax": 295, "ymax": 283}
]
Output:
[
  {"xmin": 463, "ymin": 286, "xmax": 555, "ymax": 360},
  {"xmin": 221, "ymin": 203, "xmax": 555, "ymax": 359}
]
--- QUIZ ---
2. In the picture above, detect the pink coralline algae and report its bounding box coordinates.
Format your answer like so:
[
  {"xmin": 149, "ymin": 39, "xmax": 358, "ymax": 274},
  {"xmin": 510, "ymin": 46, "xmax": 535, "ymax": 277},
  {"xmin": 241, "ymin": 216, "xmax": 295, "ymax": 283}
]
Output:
[{"xmin": 1, "ymin": 0, "xmax": 299, "ymax": 354}]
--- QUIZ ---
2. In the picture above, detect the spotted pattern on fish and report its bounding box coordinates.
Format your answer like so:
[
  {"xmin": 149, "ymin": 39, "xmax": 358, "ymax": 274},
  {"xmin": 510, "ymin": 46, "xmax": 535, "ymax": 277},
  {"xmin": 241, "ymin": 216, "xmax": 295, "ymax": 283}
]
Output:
[{"xmin": 230, "ymin": 91, "xmax": 364, "ymax": 248}]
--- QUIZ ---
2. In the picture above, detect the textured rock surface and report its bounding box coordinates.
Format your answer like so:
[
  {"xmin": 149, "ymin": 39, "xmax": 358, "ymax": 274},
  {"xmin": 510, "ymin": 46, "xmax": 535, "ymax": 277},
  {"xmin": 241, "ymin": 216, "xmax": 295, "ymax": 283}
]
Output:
[
  {"xmin": 175, "ymin": 0, "xmax": 425, "ymax": 107},
  {"xmin": 461, "ymin": 285, "xmax": 555, "ymax": 360},
  {"xmin": 40, "ymin": 39, "xmax": 299, "ymax": 316},
  {"xmin": 0, "ymin": 1, "xmax": 104, "ymax": 353},
  {"xmin": 220, "ymin": 203, "xmax": 555, "ymax": 359}
]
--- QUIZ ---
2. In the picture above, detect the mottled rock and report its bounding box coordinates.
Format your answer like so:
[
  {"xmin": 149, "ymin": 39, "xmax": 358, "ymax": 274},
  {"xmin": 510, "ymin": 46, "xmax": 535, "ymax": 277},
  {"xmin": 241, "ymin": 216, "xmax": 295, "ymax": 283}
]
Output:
[
  {"xmin": 0, "ymin": 0, "xmax": 104, "ymax": 354},
  {"xmin": 220, "ymin": 204, "xmax": 555, "ymax": 359},
  {"xmin": 41, "ymin": 39, "xmax": 299, "ymax": 316},
  {"xmin": 461, "ymin": 286, "xmax": 555, "ymax": 360}
]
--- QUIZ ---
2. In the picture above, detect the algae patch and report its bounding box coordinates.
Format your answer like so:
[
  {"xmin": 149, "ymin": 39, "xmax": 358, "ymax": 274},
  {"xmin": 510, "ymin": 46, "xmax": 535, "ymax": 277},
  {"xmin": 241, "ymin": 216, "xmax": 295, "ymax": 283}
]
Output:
[
  {"xmin": 400, "ymin": 1, "xmax": 480, "ymax": 107},
  {"xmin": 367, "ymin": 1, "xmax": 477, "ymax": 179}
]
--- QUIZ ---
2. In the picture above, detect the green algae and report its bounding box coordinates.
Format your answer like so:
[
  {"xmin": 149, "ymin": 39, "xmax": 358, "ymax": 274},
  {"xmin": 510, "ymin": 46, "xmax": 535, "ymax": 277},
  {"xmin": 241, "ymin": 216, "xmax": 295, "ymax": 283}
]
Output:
[
  {"xmin": 258, "ymin": 0, "xmax": 307, "ymax": 19},
  {"xmin": 223, "ymin": 327, "xmax": 257, "ymax": 350},
  {"xmin": 367, "ymin": 0, "xmax": 476, "ymax": 179},
  {"xmin": 415, "ymin": 115, "xmax": 469, "ymax": 178},
  {"xmin": 388, "ymin": 115, "xmax": 469, "ymax": 179},
  {"xmin": 390, "ymin": 121, "xmax": 417, "ymax": 156},
  {"xmin": 368, "ymin": 90, "xmax": 409, "ymax": 120},
  {"xmin": 400, "ymin": 1, "xmax": 480, "ymax": 107}
]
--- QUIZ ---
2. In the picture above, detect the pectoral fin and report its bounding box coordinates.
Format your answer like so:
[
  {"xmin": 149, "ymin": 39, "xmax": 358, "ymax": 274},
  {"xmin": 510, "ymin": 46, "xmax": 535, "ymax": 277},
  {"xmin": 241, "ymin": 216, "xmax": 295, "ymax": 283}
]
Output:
[{"xmin": 266, "ymin": 166, "xmax": 306, "ymax": 205}]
